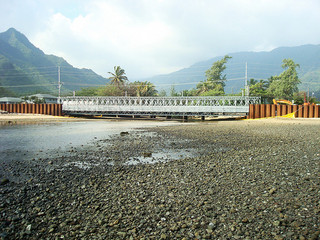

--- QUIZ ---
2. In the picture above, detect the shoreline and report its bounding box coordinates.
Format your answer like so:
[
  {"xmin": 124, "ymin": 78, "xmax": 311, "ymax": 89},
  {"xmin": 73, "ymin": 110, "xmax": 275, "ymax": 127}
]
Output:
[
  {"xmin": 0, "ymin": 113, "xmax": 88, "ymax": 125},
  {"xmin": 1, "ymin": 112, "xmax": 320, "ymax": 125}
]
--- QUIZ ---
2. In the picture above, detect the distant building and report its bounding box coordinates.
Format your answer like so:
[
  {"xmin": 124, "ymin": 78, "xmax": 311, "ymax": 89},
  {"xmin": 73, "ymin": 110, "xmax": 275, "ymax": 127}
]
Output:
[
  {"xmin": 28, "ymin": 94, "xmax": 58, "ymax": 103},
  {"xmin": 0, "ymin": 97, "xmax": 23, "ymax": 104}
]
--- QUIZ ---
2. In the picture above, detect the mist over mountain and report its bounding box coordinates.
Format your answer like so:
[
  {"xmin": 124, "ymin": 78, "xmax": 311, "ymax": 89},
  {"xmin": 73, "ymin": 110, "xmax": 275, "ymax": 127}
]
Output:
[
  {"xmin": 0, "ymin": 28, "xmax": 108, "ymax": 97},
  {"xmin": 144, "ymin": 44, "xmax": 320, "ymax": 94}
]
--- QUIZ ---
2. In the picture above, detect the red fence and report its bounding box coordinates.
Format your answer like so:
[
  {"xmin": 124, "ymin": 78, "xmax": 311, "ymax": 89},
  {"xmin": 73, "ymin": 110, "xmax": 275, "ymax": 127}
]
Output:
[
  {"xmin": 0, "ymin": 103, "xmax": 62, "ymax": 116},
  {"xmin": 248, "ymin": 104, "xmax": 320, "ymax": 119}
]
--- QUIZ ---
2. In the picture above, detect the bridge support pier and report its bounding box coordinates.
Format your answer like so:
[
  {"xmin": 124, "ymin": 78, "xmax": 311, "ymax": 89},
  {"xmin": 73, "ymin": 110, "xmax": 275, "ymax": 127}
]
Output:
[
  {"xmin": 166, "ymin": 116, "xmax": 172, "ymax": 120},
  {"xmin": 183, "ymin": 116, "xmax": 188, "ymax": 122},
  {"xmin": 201, "ymin": 116, "xmax": 205, "ymax": 121}
]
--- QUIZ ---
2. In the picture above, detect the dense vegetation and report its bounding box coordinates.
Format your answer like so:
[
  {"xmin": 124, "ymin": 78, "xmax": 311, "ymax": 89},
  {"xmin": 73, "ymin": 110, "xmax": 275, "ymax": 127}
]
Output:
[
  {"xmin": 76, "ymin": 58, "xmax": 318, "ymax": 104},
  {"xmin": 76, "ymin": 66, "xmax": 157, "ymax": 97},
  {"xmin": 144, "ymin": 44, "xmax": 320, "ymax": 94}
]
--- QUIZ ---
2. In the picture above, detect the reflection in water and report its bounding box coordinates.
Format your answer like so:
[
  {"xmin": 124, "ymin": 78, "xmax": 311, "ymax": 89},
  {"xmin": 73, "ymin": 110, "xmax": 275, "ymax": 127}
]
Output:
[{"xmin": 0, "ymin": 120, "xmax": 182, "ymax": 163}]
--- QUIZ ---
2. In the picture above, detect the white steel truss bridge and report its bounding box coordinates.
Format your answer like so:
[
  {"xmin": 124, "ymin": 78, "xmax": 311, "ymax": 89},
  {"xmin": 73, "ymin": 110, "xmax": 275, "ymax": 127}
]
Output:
[{"xmin": 61, "ymin": 96, "xmax": 261, "ymax": 117}]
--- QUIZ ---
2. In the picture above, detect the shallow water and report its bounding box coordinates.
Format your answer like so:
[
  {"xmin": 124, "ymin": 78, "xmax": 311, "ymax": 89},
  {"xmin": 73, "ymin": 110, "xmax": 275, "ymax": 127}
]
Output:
[
  {"xmin": 0, "ymin": 120, "xmax": 182, "ymax": 163},
  {"xmin": 124, "ymin": 148, "xmax": 197, "ymax": 165}
]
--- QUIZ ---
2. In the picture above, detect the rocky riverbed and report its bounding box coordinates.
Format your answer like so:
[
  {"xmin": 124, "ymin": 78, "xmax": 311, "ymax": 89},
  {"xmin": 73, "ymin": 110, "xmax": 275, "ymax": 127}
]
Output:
[{"xmin": 1, "ymin": 118, "xmax": 320, "ymax": 239}]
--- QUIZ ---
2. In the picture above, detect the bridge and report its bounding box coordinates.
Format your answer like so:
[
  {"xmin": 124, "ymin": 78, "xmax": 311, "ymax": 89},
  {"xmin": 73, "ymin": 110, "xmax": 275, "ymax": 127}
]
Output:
[{"xmin": 61, "ymin": 96, "xmax": 261, "ymax": 118}]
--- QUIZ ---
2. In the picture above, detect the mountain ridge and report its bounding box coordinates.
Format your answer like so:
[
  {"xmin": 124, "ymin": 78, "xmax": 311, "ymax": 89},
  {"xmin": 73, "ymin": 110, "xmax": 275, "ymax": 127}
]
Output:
[
  {"xmin": 0, "ymin": 28, "xmax": 108, "ymax": 97},
  {"xmin": 144, "ymin": 44, "xmax": 320, "ymax": 93},
  {"xmin": 1, "ymin": 28, "xmax": 319, "ymax": 97}
]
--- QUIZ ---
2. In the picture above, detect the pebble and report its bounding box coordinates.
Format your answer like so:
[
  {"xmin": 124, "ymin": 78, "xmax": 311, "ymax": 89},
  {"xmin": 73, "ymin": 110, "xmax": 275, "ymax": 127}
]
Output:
[{"xmin": 1, "ymin": 119, "xmax": 320, "ymax": 239}]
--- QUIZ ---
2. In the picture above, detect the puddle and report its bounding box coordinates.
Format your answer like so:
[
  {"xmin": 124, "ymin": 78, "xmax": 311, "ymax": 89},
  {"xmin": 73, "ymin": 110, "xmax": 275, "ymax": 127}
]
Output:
[
  {"xmin": 124, "ymin": 148, "xmax": 198, "ymax": 165},
  {"xmin": 63, "ymin": 161, "xmax": 100, "ymax": 169}
]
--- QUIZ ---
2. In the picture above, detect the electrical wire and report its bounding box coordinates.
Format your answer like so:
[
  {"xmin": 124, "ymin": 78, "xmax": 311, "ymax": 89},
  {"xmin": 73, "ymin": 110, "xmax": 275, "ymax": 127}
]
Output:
[{"xmin": 1, "ymin": 62, "xmax": 318, "ymax": 89}]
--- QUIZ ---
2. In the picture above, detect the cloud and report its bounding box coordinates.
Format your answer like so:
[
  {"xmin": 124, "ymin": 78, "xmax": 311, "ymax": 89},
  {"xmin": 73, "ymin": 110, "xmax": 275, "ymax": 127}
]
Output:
[
  {"xmin": 32, "ymin": 0, "xmax": 185, "ymax": 78},
  {"xmin": 2, "ymin": 0, "xmax": 320, "ymax": 79}
]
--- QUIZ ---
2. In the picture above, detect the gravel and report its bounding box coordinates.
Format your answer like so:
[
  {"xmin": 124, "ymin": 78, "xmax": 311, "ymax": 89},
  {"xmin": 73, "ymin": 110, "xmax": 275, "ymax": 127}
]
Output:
[{"xmin": 1, "ymin": 118, "xmax": 320, "ymax": 239}]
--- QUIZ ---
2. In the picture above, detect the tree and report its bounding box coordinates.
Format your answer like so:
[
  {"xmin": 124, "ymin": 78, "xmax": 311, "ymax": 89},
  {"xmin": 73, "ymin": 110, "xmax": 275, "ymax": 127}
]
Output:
[
  {"xmin": 108, "ymin": 66, "xmax": 128, "ymax": 86},
  {"xmin": 0, "ymin": 87, "xmax": 16, "ymax": 97},
  {"xmin": 96, "ymin": 84, "xmax": 123, "ymax": 96},
  {"xmin": 135, "ymin": 81, "xmax": 157, "ymax": 96},
  {"xmin": 170, "ymin": 85, "xmax": 179, "ymax": 96},
  {"xmin": 76, "ymin": 87, "xmax": 99, "ymax": 96},
  {"xmin": 205, "ymin": 55, "xmax": 232, "ymax": 88},
  {"xmin": 158, "ymin": 89, "xmax": 167, "ymax": 97},
  {"xmin": 200, "ymin": 84, "xmax": 224, "ymax": 96},
  {"xmin": 197, "ymin": 55, "xmax": 232, "ymax": 95},
  {"xmin": 267, "ymin": 59, "xmax": 301, "ymax": 99},
  {"xmin": 196, "ymin": 81, "xmax": 210, "ymax": 94},
  {"xmin": 249, "ymin": 79, "xmax": 269, "ymax": 97}
]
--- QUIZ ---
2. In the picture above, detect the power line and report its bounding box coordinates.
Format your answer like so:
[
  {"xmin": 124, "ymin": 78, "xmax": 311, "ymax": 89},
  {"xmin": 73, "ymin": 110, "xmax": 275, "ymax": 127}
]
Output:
[
  {"xmin": 0, "ymin": 84, "xmax": 57, "ymax": 88},
  {"xmin": 1, "ymin": 63, "xmax": 318, "ymax": 90}
]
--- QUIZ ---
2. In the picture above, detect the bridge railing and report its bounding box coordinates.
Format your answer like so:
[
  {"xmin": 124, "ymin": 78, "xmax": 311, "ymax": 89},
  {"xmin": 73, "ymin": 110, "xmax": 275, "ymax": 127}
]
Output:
[{"xmin": 61, "ymin": 96, "xmax": 261, "ymax": 116}]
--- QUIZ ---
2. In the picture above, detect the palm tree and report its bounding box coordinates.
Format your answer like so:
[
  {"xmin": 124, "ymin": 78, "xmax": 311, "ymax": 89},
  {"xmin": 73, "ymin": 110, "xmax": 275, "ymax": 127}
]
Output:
[
  {"xmin": 108, "ymin": 66, "xmax": 128, "ymax": 86},
  {"xmin": 135, "ymin": 81, "xmax": 157, "ymax": 96}
]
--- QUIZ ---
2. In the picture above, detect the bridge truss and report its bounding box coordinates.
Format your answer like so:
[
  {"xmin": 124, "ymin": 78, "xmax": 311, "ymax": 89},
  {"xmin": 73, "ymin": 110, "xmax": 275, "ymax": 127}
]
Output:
[{"xmin": 61, "ymin": 96, "xmax": 261, "ymax": 117}]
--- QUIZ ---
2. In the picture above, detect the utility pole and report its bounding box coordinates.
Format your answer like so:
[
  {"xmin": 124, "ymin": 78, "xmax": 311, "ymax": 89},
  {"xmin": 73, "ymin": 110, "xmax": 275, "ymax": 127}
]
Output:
[
  {"xmin": 245, "ymin": 62, "xmax": 249, "ymax": 96},
  {"xmin": 58, "ymin": 66, "xmax": 62, "ymax": 103}
]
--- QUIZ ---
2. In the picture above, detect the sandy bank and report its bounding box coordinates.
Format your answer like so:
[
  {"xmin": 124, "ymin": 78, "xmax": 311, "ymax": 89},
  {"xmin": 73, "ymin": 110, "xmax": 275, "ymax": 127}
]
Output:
[{"xmin": 0, "ymin": 113, "xmax": 92, "ymax": 125}]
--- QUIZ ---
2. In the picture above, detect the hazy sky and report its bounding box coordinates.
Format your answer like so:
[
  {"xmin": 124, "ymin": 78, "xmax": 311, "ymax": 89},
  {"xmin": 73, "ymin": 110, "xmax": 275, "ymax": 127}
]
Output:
[{"xmin": 1, "ymin": 0, "xmax": 320, "ymax": 79}]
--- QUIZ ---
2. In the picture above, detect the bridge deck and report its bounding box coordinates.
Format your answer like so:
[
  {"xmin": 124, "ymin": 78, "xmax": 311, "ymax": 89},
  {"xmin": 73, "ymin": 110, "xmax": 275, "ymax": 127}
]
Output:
[{"xmin": 61, "ymin": 96, "xmax": 261, "ymax": 116}]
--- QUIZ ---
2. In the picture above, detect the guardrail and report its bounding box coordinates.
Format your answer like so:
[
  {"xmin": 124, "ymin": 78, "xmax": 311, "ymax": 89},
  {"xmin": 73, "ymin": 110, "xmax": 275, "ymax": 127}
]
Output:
[{"xmin": 61, "ymin": 96, "xmax": 261, "ymax": 116}]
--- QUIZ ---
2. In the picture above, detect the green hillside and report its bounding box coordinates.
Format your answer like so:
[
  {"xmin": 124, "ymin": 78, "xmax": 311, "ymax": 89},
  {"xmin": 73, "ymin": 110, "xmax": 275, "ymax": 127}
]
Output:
[
  {"xmin": 1, "ymin": 28, "xmax": 319, "ymax": 98},
  {"xmin": 145, "ymin": 44, "xmax": 320, "ymax": 94},
  {"xmin": 0, "ymin": 28, "xmax": 108, "ymax": 97}
]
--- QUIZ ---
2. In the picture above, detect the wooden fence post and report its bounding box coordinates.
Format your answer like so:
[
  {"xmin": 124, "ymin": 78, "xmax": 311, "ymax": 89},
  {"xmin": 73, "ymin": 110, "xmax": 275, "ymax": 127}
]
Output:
[
  {"xmin": 265, "ymin": 104, "xmax": 271, "ymax": 118},
  {"xmin": 53, "ymin": 104, "xmax": 57, "ymax": 116},
  {"xmin": 260, "ymin": 104, "xmax": 266, "ymax": 118},
  {"xmin": 276, "ymin": 105, "xmax": 281, "ymax": 117},
  {"xmin": 249, "ymin": 104, "xmax": 255, "ymax": 119},
  {"xmin": 254, "ymin": 104, "xmax": 260, "ymax": 119},
  {"xmin": 281, "ymin": 105, "xmax": 287, "ymax": 116},
  {"xmin": 8, "ymin": 104, "xmax": 12, "ymax": 113},
  {"xmin": 309, "ymin": 105, "xmax": 314, "ymax": 118},
  {"xmin": 36, "ymin": 104, "xmax": 39, "ymax": 114},
  {"xmin": 58, "ymin": 104, "xmax": 62, "ymax": 116},
  {"xmin": 303, "ymin": 105, "xmax": 309, "ymax": 118},
  {"xmin": 49, "ymin": 104, "xmax": 53, "ymax": 115},
  {"xmin": 271, "ymin": 104, "xmax": 276, "ymax": 117},
  {"xmin": 315, "ymin": 105, "xmax": 319, "ymax": 118},
  {"xmin": 47, "ymin": 104, "xmax": 50, "ymax": 115},
  {"xmin": 292, "ymin": 105, "xmax": 298, "ymax": 117}
]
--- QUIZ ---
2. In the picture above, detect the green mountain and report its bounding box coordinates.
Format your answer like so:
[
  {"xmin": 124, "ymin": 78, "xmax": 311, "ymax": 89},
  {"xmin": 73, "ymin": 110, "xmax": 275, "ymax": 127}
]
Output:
[
  {"xmin": 1, "ymin": 28, "xmax": 319, "ymax": 98},
  {"xmin": 0, "ymin": 28, "xmax": 108, "ymax": 97},
  {"xmin": 145, "ymin": 44, "xmax": 320, "ymax": 94}
]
